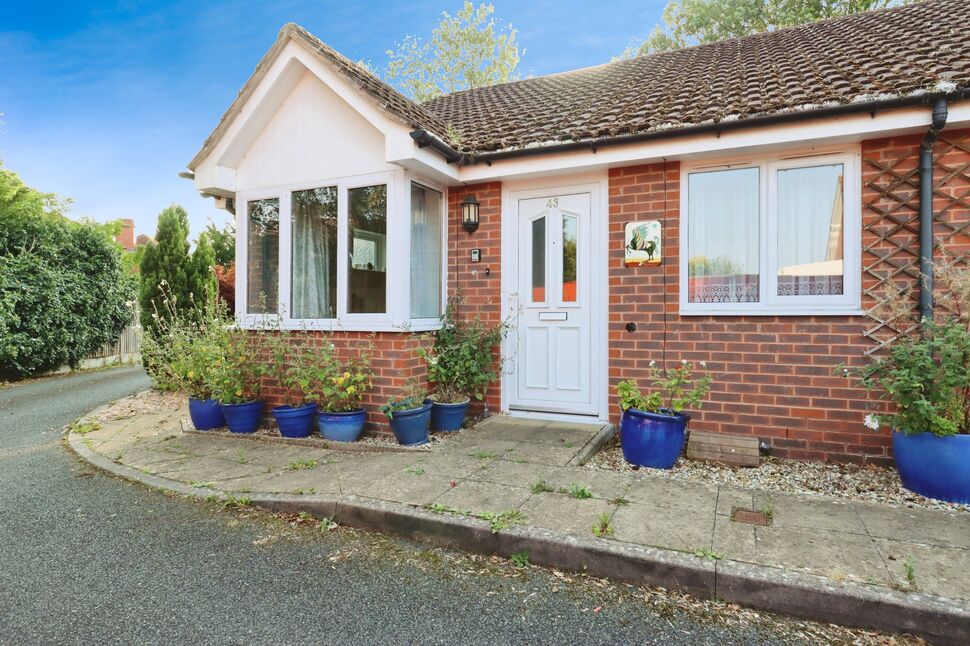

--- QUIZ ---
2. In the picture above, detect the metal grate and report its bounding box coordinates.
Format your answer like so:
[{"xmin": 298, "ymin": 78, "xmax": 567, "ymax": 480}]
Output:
[{"xmin": 862, "ymin": 134, "xmax": 970, "ymax": 355}]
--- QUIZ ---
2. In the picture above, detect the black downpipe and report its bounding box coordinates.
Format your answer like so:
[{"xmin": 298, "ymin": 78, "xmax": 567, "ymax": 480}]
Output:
[{"xmin": 918, "ymin": 99, "xmax": 948, "ymax": 322}]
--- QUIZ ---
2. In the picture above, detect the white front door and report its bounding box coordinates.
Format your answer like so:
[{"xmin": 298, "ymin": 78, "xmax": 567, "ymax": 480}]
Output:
[{"xmin": 510, "ymin": 192, "xmax": 595, "ymax": 415}]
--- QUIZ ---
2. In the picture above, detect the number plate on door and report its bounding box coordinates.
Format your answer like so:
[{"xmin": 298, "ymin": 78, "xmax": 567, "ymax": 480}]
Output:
[{"xmin": 538, "ymin": 311, "xmax": 568, "ymax": 321}]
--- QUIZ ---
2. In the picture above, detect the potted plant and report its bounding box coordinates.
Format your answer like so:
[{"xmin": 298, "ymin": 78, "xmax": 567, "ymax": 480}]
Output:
[
  {"xmin": 418, "ymin": 296, "xmax": 508, "ymax": 432},
  {"xmin": 141, "ymin": 287, "xmax": 228, "ymax": 430},
  {"xmin": 616, "ymin": 360, "xmax": 713, "ymax": 469},
  {"xmin": 317, "ymin": 349, "xmax": 373, "ymax": 443},
  {"xmin": 206, "ymin": 327, "xmax": 266, "ymax": 434},
  {"xmin": 380, "ymin": 381, "xmax": 432, "ymax": 446},
  {"xmin": 264, "ymin": 330, "xmax": 319, "ymax": 439},
  {"xmin": 853, "ymin": 256, "xmax": 970, "ymax": 503}
]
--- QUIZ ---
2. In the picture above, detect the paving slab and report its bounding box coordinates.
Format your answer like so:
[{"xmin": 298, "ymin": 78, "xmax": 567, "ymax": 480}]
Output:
[
  {"xmin": 517, "ymin": 492, "xmax": 617, "ymax": 537},
  {"xmin": 256, "ymin": 462, "xmax": 342, "ymax": 495},
  {"xmin": 433, "ymin": 480, "xmax": 532, "ymax": 512},
  {"xmin": 855, "ymin": 503, "xmax": 970, "ymax": 549},
  {"xmin": 752, "ymin": 525, "xmax": 891, "ymax": 586},
  {"xmin": 612, "ymin": 500, "xmax": 715, "ymax": 553},
  {"xmin": 753, "ymin": 491, "xmax": 868, "ymax": 535},
  {"xmin": 623, "ymin": 476, "xmax": 720, "ymax": 513},
  {"xmin": 873, "ymin": 537, "xmax": 970, "ymax": 601},
  {"xmin": 344, "ymin": 472, "xmax": 454, "ymax": 506}
]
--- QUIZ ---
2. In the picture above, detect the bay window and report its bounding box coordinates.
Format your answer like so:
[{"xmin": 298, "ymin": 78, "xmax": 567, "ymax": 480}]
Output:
[
  {"xmin": 238, "ymin": 171, "xmax": 445, "ymax": 330},
  {"xmin": 681, "ymin": 151, "xmax": 860, "ymax": 314}
]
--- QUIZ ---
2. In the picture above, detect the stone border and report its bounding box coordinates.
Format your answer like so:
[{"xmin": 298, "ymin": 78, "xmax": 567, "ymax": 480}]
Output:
[
  {"xmin": 566, "ymin": 422, "xmax": 615, "ymax": 467},
  {"xmin": 65, "ymin": 416, "xmax": 969, "ymax": 645}
]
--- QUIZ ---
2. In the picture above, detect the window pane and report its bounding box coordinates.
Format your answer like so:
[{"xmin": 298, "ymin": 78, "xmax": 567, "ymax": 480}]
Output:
[
  {"xmin": 246, "ymin": 197, "xmax": 279, "ymax": 313},
  {"xmin": 687, "ymin": 168, "xmax": 760, "ymax": 303},
  {"xmin": 348, "ymin": 185, "xmax": 387, "ymax": 314},
  {"xmin": 291, "ymin": 187, "xmax": 337, "ymax": 318},
  {"xmin": 562, "ymin": 214, "xmax": 577, "ymax": 303},
  {"xmin": 531, "ymin": 217, "xmax": 545, "ymax": 302},
  {"xmin": 776, "ymin": 164, "xmax": 844, "ymax": 296},
  {"xmin": 410, "ymin": 183, "xmax": 442, "ymax": 318}
]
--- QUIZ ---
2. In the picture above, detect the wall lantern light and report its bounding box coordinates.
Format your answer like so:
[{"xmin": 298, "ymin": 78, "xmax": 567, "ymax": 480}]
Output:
[{"xmin": 461, "ymin": 195, "xmax": 480, "ymax": 233}]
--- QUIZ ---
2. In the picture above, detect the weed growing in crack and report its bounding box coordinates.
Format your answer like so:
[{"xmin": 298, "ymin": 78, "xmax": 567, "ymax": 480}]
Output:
[
  {"xmin": 286, "ymin": 459, "xmax": 317, "ymax": 471},
  {"xmin": 530, "ymin": 478, "xmax": 555, "ymax": 493},
  {"xmin": 592, "ymin": 513, "xmax": 615, "ymax": 538},
  {"xmin": 563, "ymin": 483, "xmax": 592, "ymax": 499}
]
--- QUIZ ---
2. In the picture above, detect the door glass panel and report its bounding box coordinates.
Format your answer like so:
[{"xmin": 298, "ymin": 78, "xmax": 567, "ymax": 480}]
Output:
[
  {"xmin": 246, "ymin": 197, "xmax": 279, "ymax": 313},
  {"xmin": 687, "ymin": 167, "xmax": 760, "ymax": 303},
  {"xmin": 776, "ymin": 163, "xmax": 844, "ymax": 296},
  {"xmin": 347, "ymin": 185, "xmax": 387, "ymax": 313},
  {"xmin": 562, "ymin": 214, "xmax": 577, "ymax": 303},
  {"xmin": 531, "ymin": 217, "xmax": 545, "ymax": 302}
]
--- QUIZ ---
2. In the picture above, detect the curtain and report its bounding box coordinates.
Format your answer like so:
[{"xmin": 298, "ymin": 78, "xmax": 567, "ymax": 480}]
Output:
[
  {"xmin": 410, "ymin": 183, "xmax": 442, "ymax": 318},
  {"xmin": 687, "ymin": 167, "xmax": 760, "ymax": 303},
  {"xmin": 776, "ymin": 164, "xmax": 844, "ymax": 296},
  {"xmin": 291, "ymin": 187, "xmax": 336, "ymax": 319}
]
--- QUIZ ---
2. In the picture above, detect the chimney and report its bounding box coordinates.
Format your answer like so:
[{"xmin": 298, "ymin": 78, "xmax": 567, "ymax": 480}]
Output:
[{"xmin": 116, "ymin": 219, "xmax": 135, "ymax": 250}]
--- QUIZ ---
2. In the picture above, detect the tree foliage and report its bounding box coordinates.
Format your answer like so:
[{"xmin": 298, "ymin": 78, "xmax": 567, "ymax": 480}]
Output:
[
  {"xmin": 384, "ymin": 2, "xmax": 522, "ymax": 103},
  {"xmin": 139, "ymin": 205, "xmax": 216, "ymax": 334},
  {"xmin": 201, "ymin": 219, "xmax": 235, "ymax": 267},
  {"xmin": 0, "ymin": 164, "xmax": 135, "ymax": 378},
  {"xmin": 629, "ymin": 0, "xmax": 913, "ymax": 56}
]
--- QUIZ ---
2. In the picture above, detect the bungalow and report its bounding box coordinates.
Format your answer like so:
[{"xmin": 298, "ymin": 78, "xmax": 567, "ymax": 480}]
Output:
[{"xmin": 185, "ymin": 0, "xmax": 969, "ymax": 464}]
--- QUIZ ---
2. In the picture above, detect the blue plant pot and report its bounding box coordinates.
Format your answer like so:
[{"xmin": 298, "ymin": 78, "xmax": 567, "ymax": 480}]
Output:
[
  {"xmin": 430, "ymin": 398, "xmax": 470, "ymax": 432},
  {"xmin": 893, "ymin": 431, "xmax": 970, "ymax": 504},
  {"xmin": 318, "ymin": 408, "xmax": 367, "ymax": 443},
  {"xmin": 220, "ymin": 400, "xmax": 264, "ymax": 434},
  {"xmin": 620, "ymin": 408, "xmax": 690, "ymax": 469},
  {"xmin": 388, "ymin": 400, "xmax": 432, "ymax": 446},
  {"xmin": 272, "ymin": 403, "xmax": 317, "ymax": 439},
  {"xmin": 188, "ymin": 397, "xmax": 225, "ymax": 430}
]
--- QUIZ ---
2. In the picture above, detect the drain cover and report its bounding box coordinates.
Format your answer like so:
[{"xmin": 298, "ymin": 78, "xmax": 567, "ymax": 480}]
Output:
[{"xmin": 731, "ymin": 507, "xmax": 771, "ymax": 526}]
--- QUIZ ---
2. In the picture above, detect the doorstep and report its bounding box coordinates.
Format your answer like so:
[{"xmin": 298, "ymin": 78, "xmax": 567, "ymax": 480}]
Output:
[{"xmin": 67, "ymin": 394, "xmax": 970, "ymax": 645}]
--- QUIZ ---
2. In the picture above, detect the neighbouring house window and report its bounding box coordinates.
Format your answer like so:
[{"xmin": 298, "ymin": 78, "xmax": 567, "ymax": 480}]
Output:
[
  {"xmin": 682, "ymin": 151, "xmax": 859, "ymax": 314},
  {"xmin": 687, "ymin": 167, "xmax": 760, "ymax": 304},
  {"xmin": 291, "ymin": 186, "xmax": 337, "ymax": 319},
  {"xmin": 410, "ymin": 183, "xmax": 442, "ymax": 319},
  {"xmin": 246, "ymin": 197, "xmax": 279, "ymax": 313},
  {"xmin": 776, "ymin": 164, "xmax": 844, "ymax": 297},
  {"xmin": 347, "ymin": 184, "xmax": 387, "ymax": 314},
  {"xmin": 562, "ymin": 214, "xmax": 577, "ymax": 303}
]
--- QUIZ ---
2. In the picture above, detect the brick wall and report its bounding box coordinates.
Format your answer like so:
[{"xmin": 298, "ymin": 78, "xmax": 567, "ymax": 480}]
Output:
[
  {"xmin": 607, "ymin": 128, "xmax": 970, "ymax": 465},
  {"xmin": 254, "ymin": 331, "xmax": 427, "ymax": 435},
  {"xmin": 447, "ymin": 182, "xmax": 504, "ymax": 416}
]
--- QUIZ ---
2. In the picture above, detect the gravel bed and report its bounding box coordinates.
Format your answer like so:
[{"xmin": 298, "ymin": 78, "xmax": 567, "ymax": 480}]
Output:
[
  {"xmin": 94, "ymin": 389, "xmax": 183, "ymax": 422},
  {"xmin": 585, "ymin": 436, "xmax": 970, "ymax": 513}
]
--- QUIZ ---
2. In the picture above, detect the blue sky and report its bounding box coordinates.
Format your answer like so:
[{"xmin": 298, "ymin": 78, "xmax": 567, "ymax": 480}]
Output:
[{"xmin": 0, "ymin": 1, "xmax": 664, "ymax": 240}]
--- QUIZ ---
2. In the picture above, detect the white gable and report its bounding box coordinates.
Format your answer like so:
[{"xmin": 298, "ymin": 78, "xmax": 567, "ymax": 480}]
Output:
[{"xmin": 236, "ymin": 70, "xmax": 393, "ymax": 191}]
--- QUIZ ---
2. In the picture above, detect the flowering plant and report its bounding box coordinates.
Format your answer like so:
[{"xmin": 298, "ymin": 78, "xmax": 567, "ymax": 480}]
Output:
[
  {"xmin": 205, "ymin": 326, "xmax": 266, "ymax": 405},
  {"xmin": 417, "ymin": 295, "xmax": 509, "ymax": 403},
  {"xmin": 317, "ymin": 354, "xmax": 373, "ymax": 412},
  {"xmin": 852, "ymin": 253, "xmax": 970, "ymax": 437},
  {"xmin": 141, "ymin": 284, "xmax": 232, "ymax": 400},
  {"xmin": 617, "ymin": 360, "xmax": 713, "ymax": 416}
]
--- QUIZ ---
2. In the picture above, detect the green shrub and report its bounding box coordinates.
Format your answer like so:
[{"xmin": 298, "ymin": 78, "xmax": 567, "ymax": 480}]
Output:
[
  {"xmin": 0, "ymin": 167, "xmax": 135, "ymax": 377},
  {"xmin": 418, "ymin": 295, "xmax": 509, "ymax": 403},
  {"xmin": 617, "ymin": 361, "xmax": 713, "ymax": 415}
]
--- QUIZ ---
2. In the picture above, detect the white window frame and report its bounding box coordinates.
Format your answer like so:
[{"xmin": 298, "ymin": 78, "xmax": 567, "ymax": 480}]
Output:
[
  {"xmin": 679, "ymin": 147, "xmax": 862, "ymax": 316},
  {"xmin": 235, "ymin": 169, "xmax": 446, "ymax": 332},
  {"xmin": 407, "ymin": 178, "xmax": 448, "ymax": 325}
]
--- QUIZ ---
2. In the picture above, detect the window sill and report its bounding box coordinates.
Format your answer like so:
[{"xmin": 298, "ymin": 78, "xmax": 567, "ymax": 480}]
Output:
[
  {"xmin": 235, "ymin": 318, "xmax": 443, "ymax": 333},
  {"xmin": 679, "ymin": 308, "xmax": 865, "ymax": 317}
]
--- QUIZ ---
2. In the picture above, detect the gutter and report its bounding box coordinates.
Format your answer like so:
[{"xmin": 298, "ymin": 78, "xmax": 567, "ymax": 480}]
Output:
[
  {"xmin": 918, "ymin": 98, "xmax": 949, "ymax": 321},
  {"xmin": 410, "ymin": 89, "xmax": 969, "ymax": 167}
]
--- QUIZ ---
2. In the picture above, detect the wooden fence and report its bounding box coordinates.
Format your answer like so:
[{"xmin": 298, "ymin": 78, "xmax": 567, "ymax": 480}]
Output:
[{"xmin": 80, "ymin": 323, "xmax": 141, "ymax": 367}]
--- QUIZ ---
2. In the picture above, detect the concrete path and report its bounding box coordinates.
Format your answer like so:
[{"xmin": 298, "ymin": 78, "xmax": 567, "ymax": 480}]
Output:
[
  {"xmin": 70, "ymin": 394, "xmax": 970, "ymax": 643},
  {"xmin": 5, "ymin": 369, "xmax": 847, "ymax": 645}
]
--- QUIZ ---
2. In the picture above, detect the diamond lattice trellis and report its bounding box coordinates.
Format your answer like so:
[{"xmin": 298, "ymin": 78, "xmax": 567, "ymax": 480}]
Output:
[{"xmin": 863, "ymin": 134, "xmax": 970, "ymax": 356}]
